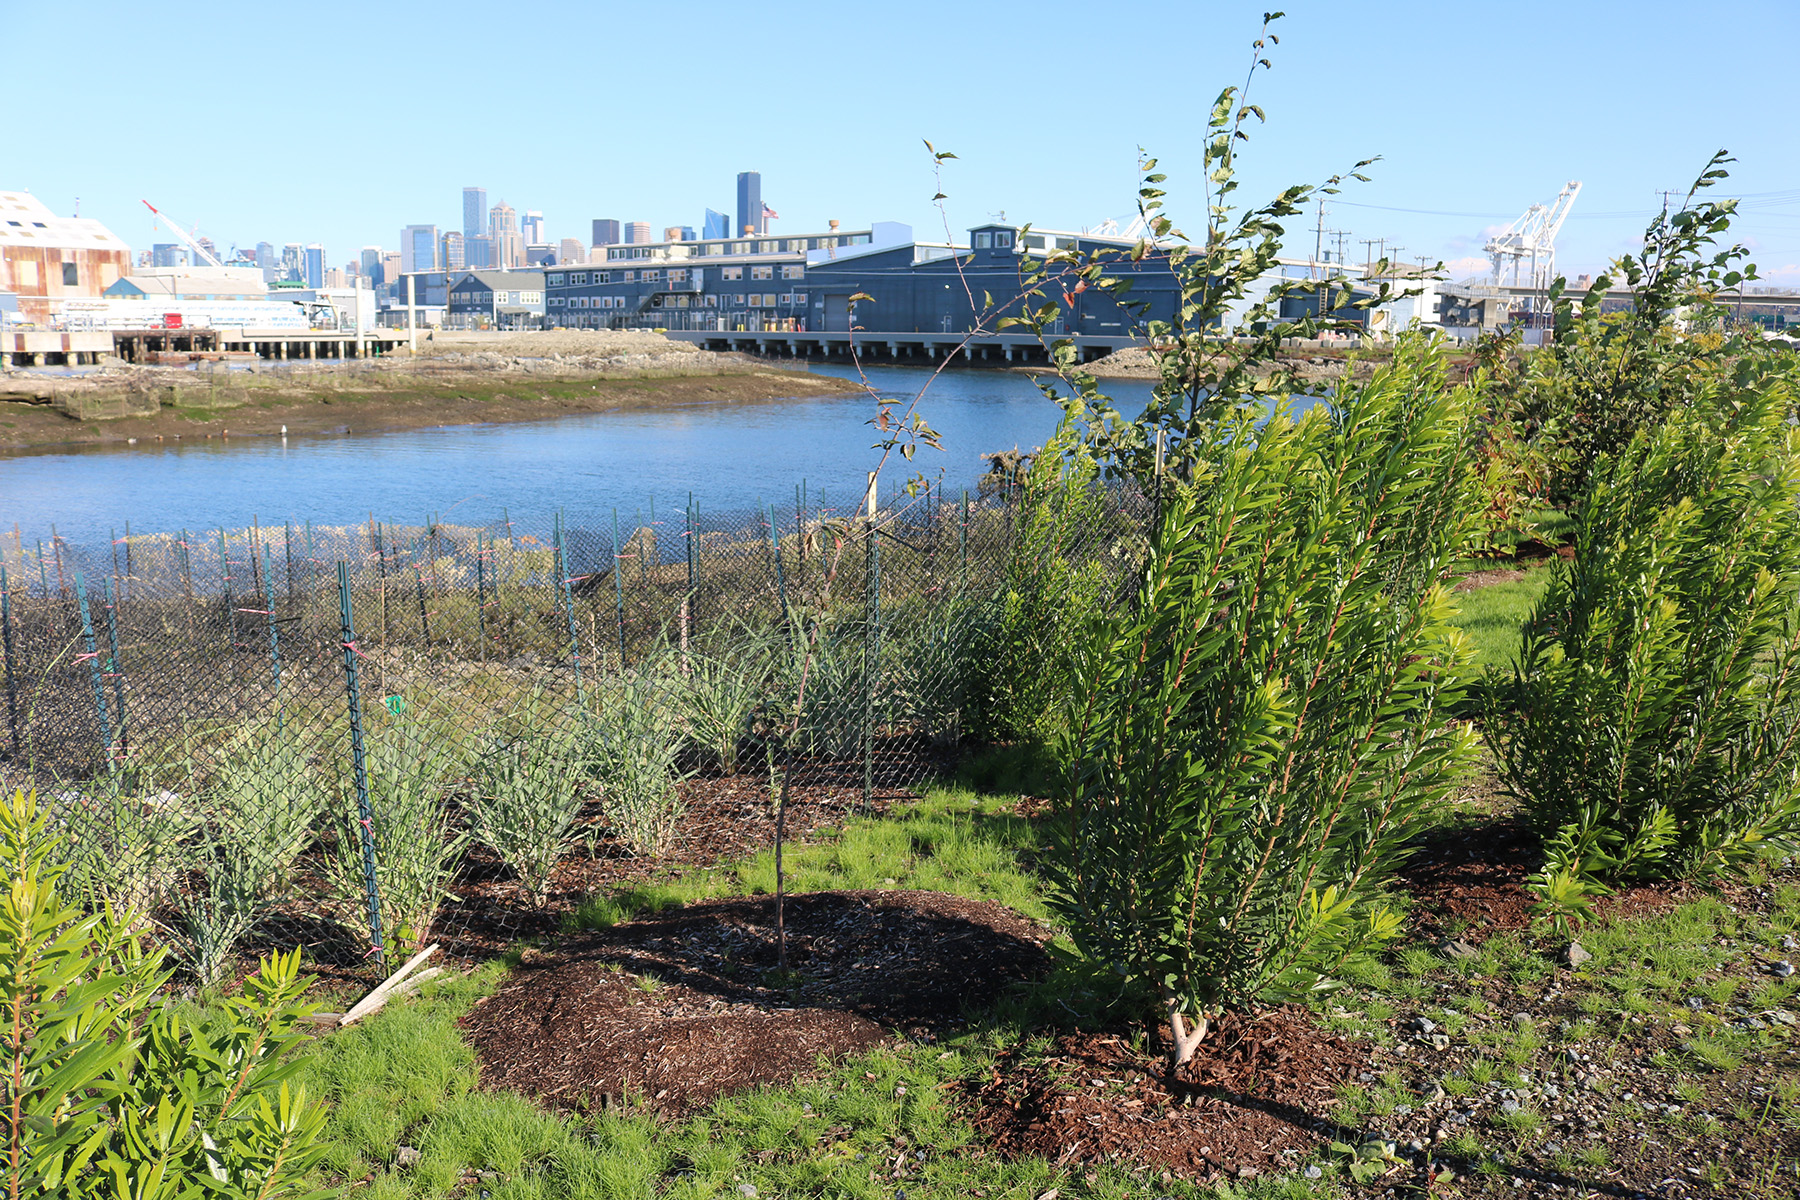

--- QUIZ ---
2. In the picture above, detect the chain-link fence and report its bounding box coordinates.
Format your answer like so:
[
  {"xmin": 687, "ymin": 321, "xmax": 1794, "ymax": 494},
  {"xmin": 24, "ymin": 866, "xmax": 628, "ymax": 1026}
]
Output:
[{"xmin": 0, "ymin": 477, "xmax": 1151, "ymax": 990}]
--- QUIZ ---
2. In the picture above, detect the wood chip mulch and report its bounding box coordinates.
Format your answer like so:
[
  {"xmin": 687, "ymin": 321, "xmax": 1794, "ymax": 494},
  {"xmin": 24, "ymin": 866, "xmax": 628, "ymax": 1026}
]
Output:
[
  {"xmin": 461, "ymin": 888, "xmax": 1052, "ymax": 1116},
  {"xmin": 964, "ymin": 1008, "xmax": 1366, "ymax": 1185}
]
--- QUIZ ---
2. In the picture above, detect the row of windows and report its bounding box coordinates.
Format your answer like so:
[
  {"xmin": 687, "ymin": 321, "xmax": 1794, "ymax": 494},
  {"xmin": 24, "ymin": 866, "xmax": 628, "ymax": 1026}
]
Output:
[
  {"xmin": 550, "ymin": 296, "xmax": 628, "ymax": 309},
  {"xmin": 546, "ymin": 265, "xmax": 801, "ymax": 287},
  {"xmin": 548, "ymin": 292, "xmax": 810, "ymax": 310}
]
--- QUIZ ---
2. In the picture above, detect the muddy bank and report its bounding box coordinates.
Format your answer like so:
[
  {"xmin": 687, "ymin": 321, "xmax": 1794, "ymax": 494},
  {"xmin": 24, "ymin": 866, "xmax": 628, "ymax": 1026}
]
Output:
[
  {"xmin": 1081, "ymin": 343, "xmax": 1382, "ymax": 383},
  {"xmin": 0, "ymin": 331, "xmax": 862, "ymax": 453}
]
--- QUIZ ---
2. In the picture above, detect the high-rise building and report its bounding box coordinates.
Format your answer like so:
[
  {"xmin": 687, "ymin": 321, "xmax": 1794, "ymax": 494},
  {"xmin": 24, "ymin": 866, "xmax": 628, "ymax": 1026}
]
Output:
[
  {"xmin": 442, "ymin": 231, "xmax": 466, "ymax": 271},
  {"xmin": 703, "ymin": 209, "xmax": 729, "ymax": 239},
  {"xmin": 401, "ymin": 224, "xmax": 439, "ymax": 274},
  {"xmin": 521, "ymin": 211, "xmax": 545, "ymax": 245},
  {"xmin": 282, "ymin": 244, "xmax": 304, "ymax": 281},
  {"xmin": 489, "ymin": 201, "xmax": 520, "ymax": 267},
  {"xmin": 463, "ymin": 187, "xmax": 487, "ymax": 238},
  {"xmin": 360, "ymin": 246, "xmax": 383, "ymax": 286},
  {"xmin": 558, "ymin": 238, "xmax": 584, "ymax": 264},
  {"xmin": 303, "ymin": 243, "xmax": 325, "ymax": 289},
  {"xmin": 591, "ymin": 218, "xmax": 621, "ymax": 246},
  {"xmin": 736, "ymin": 171, "xmax": 763, "ymax": 236},
  {"xmin": 464, "ymin": 236, "xmax": 494, "ymax": 269},
  {"xmin": 255, "ymin": 241, "xmax": 276, "ymax": 269},
  {"xmin": 151, "ymin": 243, "xmax": 187, "ymax": 267},
  {"xmin": 195, "ymin": 236, "xmax": 218, "ymax": 266},
  {"xmin": 625, "ymin": 221, "xmax": 651, "ymax": 244},
  {"xmin": 380, "ymin": 252, "xmax": 402, "ymax": 290},
  {"xmin": 324, "ymin": 267, "xmax": 346, "ymax": 288}
]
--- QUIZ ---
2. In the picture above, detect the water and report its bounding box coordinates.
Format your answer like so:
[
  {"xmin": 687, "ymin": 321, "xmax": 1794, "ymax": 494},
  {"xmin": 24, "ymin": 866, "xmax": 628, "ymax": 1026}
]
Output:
[{"xmin": 0, "ymin": 365, "xmax": 1158, "ymax": 546}]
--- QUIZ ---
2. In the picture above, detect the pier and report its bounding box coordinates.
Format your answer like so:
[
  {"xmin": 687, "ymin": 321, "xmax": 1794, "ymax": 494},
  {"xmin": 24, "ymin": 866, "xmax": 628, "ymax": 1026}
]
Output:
[{"xmin": 664, "ymin": 330, "xmax": 1134, "ymax": 364}]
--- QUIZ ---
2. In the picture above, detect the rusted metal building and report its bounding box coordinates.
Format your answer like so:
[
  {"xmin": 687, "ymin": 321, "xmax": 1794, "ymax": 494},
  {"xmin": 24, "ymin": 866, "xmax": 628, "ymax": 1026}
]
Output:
[{"xmin": 0, "ymin": 190, "xmax": 133, "ymax": 325}]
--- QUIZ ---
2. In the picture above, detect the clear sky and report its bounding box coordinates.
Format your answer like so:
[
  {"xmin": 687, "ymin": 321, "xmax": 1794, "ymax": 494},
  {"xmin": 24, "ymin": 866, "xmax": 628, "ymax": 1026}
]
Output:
[{"xmin": 11, "ymin": 0, "xmax": 1798, "ymax": 282}]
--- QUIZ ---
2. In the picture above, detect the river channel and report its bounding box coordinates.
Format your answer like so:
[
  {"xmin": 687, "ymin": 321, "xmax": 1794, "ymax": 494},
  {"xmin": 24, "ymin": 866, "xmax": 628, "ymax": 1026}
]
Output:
[{"xmin": 0, "ymin": 366, "xmax": 1162, "ymax": 550}]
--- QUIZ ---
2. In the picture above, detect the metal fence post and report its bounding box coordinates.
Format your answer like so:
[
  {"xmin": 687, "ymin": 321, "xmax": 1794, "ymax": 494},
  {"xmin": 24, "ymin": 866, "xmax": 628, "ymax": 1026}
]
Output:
[
  {"xmin": 1, "ymin": 566, "xmax": 18, "ymax": 761},
  {"xmin": 101, "ymin": 577, "xmax": 127, "ymax": 763},
  {"xmin": 862, "ymin": 475, "xmax": 880, "ymax": 811},
  {"xmin": 554, "ymin": 512, "xmax": 584, "ymax": 703},
  {"xmin": 262, "ymin": 545, "xmax": 283, "ymax": 724},
  {"xmin": 610, "ymin": 509, "xmax": 626, "ymax": 662},
  {"xmin": 768, "ymin": 502, "xmax": 790, "ymax": 641},
  {"xmin": 413, "ymin": 549, "xmax": 431, "ymax": 645},
  {"xmin": 337, "ymin": 561, "xmax": 385, "ymax": 967},
  {"xmin": 476, "ymin": 530, "xmax": 488, "ymax": 662},
  {"xmin": 123, "ymin": 520, "xmax": 133, "ymax": 604},
  {"xmin": 73, "ymin": 570, "xmax": 113, "ymax": 773}
]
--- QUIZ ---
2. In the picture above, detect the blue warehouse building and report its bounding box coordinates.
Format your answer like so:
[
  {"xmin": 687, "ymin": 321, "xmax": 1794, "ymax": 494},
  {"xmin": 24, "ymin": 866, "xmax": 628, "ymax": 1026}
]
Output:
[{"xmin": 544, "ymin": 220, "xmax": 1185, "ymax": 363}]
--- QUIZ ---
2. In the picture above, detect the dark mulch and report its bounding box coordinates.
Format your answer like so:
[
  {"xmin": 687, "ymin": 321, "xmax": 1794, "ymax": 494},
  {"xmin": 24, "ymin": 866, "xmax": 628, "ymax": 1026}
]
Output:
[
  {"xmin": 1454, "ymin": 566, "xmax": 1529, "ymax": 591},
  {"xmin": 965, "ymin": 1008, "xmax": 1365, "ymax": 1185},
  {"xmin": 1395, "ymin": 817, "xmax": 1686, "ymax": 944},
  {"xmin": 462, "ymin": 889, "xmax": 1052, "ymax": 1116}
]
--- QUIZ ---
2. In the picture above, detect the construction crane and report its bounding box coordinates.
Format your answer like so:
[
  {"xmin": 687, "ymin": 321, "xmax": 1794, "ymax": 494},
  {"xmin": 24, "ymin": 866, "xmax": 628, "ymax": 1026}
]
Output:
[
  {"xmin": 1485, "ymin": 181, "xmax": 1581, "ymax": 289},
  {"xmin": 141, "ymin": 200, "xmax": 224, "ymax": 268}
]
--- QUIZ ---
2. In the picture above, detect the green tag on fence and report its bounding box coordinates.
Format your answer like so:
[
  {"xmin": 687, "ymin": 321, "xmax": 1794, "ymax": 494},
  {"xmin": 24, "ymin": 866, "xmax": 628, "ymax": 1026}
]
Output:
[{"xmin": 384, "ymin": 695, "xmax": 406, "ymax": 715}]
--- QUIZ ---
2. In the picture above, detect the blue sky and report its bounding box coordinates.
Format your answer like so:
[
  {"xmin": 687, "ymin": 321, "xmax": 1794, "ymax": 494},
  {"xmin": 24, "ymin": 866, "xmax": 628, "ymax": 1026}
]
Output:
[{"xmin": 12, "ymin": 0, "xmax": 1799, "ymax": 281}]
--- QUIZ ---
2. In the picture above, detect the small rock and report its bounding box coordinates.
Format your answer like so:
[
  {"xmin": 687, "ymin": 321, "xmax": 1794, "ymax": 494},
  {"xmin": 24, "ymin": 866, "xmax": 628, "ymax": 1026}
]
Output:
[
  {"xmin": 1428, "ymin": 1033, "xmax": 1452, "ymax": 1051},
  {"xmin": 1501, "ymin": 1099, "xmax": 1522, "ymax": 1115},
  {"xmin": 1439, "ymin": 939, "xmax": 1480, "ymax": 961},
  {"xmin": 1512, "ymin": 1012, "xmax": 1534, "ymax": 1029},
  {"xmin": 1768, "ymin": 1010, "xmax": 1797, "ymax": 1027},
  {"xmin": 1770, "ymin": 960, "xmax": 1795, "ymax": 978},
  {"xmin": 1735, "ymin": 1017, "xmax": 1769, "ymax": 1031},
  {"xmin": 1412, "ymin": 1016, "xmax": 1438, "ymax": 1034},
  {"xmin": 1685, "ymin": 995, "xmax": 1708, "ymax": 1011},
  {"xmin": 1564, "ymin": 941, "xmax": 1592, "ymax": 968},
  {"xmin": 738, "ymin": 1186, "xmax": 758, "ymax": 1199},
  {"xmin": 1304, "ymin": 1164, "xmax": 1323, "ymax": 1180},
  {"xmin": 395, "ymin": 1146, "xmax": 421, "ymax": 1168},
  {"xmin": 1782, "ymin": 935, "xmax": 1797, "ymax": 951},
  {"xmin": 1425, "ymin": 1083, "xmax": 1447, "ymax": 1103}
]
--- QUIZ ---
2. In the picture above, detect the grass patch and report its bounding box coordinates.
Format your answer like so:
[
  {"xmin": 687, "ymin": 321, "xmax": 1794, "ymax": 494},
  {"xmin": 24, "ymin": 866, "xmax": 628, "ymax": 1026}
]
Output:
[{"xmin": 1448, "ymin": 563, "xmax": 1553, "ymax": 672}]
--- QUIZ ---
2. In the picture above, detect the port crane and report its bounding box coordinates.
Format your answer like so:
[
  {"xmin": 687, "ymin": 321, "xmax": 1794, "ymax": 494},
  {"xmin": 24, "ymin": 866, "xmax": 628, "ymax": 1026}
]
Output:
[
  {"xmin": 1485, "ymin": 181, "xmax": 1581, "ymax": 289},
  {"xmin": 141, "ymin": 200, "xmax": 225, "ymax": 268}
]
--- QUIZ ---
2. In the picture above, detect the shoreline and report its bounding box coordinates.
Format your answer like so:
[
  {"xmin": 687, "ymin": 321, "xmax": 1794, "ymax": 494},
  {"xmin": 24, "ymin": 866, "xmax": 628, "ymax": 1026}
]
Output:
[{"xmin": 0, "ymin": 332, "xmax": 865, "ymax": 454}]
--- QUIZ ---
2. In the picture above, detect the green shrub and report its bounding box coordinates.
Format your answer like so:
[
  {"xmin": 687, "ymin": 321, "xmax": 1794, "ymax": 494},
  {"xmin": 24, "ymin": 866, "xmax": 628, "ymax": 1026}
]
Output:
[
  {"xmin": 467, "ymin": 691, "xmax": 588, "ymax": 905},
  {"xmin": 0, "ymin": 788, "xmax": 328, "ymax": 1200},
  {"xmin": 207, "ymin": 724, "xmax": 322, "ymax": 903},
  {"xmin": 53, "ymin": 769, "xmax": 200, "ymax": 921},
  {"xmin": 973, "ymin": 417, "xmax": 1121, "ymax": 745},
  {"xmin": 673, "ymin": 622, "xmax": 777, "ymax": 773},
  {"xmin": 329, "ymin": 716, "xmax": 470, "ymax": 953},
  {"xmin": 580, "ymin": 669, "xmax": 689, "ymax": 856},
  {"xmin": 1488, "ymin": 376, "xmax": 1800, "ymax": 902},
  {"xmin": 1047, "ymin": 340, "xmax": 1480, "ymax": 1064}
]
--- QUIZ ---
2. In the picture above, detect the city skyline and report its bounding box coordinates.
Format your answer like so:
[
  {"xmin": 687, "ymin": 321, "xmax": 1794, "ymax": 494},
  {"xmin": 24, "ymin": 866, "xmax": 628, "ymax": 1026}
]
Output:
[{"xmin": 9, "ymin": 1, "xmax": 1799, "ymax": 282}]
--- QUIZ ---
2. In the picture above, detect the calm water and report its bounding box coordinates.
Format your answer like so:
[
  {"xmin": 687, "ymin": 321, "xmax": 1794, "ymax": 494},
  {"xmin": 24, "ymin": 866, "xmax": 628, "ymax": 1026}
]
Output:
[{"xmin": 0, "ymin": 365, "xmax": 1158, "ymax": 548}]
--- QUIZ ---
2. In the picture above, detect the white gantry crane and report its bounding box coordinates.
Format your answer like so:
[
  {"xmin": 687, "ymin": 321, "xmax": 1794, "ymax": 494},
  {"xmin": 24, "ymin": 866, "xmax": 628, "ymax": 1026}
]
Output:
[
  {"xmin": 1485, "ymin": 181, "xmax": 1581, "ymax": 289},
  {"xmin": 140, "ymin": 200, "xmax": 225, "ymax": 268}
]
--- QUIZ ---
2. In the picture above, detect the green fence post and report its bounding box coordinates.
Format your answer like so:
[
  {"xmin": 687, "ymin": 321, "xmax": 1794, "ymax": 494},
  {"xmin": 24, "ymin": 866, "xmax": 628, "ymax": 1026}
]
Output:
[
  {"xmin": 101, "ymin": 577, "xmax": 127, "ymax": 763},
  {"xmin": 768, "ymin": 502, "xmax": 790, "ymax": 642},
  {"xmin": 476, "ymin": 530, "xmax": 488, "ymax": 662},
  {"xmin": 1, "ymin": 566, "xmax": 18, "ymax": 761},
  {"xmin": 611, "ymin": 509, "xmax": 626, "ymax": 662},
  {"xmin": 262, "ymin": 545, "xmax": 283, "ymax": 727},
  {"xmin": 555, "ymin": 513, "xmax": 584, "ymax": 704},
  {"xmin": 337, "ymin": 562, "xmax": 385, "ymax": 968},
  {"xmin": 73, "ymin": 570, "xmax": 113, "ymax": 774},
  {"xmin": 862, "ymin": 501, "xmax": 881, "ymax": 812}
]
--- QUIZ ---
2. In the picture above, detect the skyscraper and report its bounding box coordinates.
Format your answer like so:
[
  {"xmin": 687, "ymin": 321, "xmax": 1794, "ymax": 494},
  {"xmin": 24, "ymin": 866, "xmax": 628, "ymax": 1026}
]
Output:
[
  {"xmin": 625, "ymin": 221, "xmax": 651, "ymax": 245},
  {"xmin": 736, "ymin": 171, "xmax": 762, "ymax": 236},
  {"xmin": 442, "ymin": 231, "xmax": 466, "ymax": 271},
  {"xmin": 463, "ymin": 187, "xmax": 487, "ymax": 238},
  {"xmin": 401, "ymin": 224, "xmax": 439, "ymax": 274},
  {"xmin": 489, "ymin": 201, "xmax": 520, "ymax": 267},
  {"xmin": 151, "ymin": 243, "xmax": 187, "ymax": 267},
  {"xmin": 558, "ymin": 237, "xmax": 584, "ymax": 264},
  {"xmin": 303, "ymin": 243, "xmax": 325, "ymax": 289},
  {"xmin": 521, "ymin": 211, "xmax": 545, "ymax": 245},
  {"xmin": 255, "ymin": 241, "xmax": 276, "ymax": 269},
  {"xmin": 360, "ymin": 246, "xmax": 382, "ymax": 286},
  {"xmin": 591, "ymin": 218, "xmax": 621, "ymax": 246},
  {"xmin": 703, "ymin": 209, "xmax": 729, "ymax": 239},
  {"xmin": 464, "ymin": 236, "xmax": 494, "ymax": 269}
]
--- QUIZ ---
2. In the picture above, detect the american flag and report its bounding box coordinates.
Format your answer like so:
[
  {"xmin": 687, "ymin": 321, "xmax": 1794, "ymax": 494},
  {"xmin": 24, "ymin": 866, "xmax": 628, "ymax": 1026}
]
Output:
[{"xmin": 762, "ymin": 203, "xmax": 780, "ymax": 220}]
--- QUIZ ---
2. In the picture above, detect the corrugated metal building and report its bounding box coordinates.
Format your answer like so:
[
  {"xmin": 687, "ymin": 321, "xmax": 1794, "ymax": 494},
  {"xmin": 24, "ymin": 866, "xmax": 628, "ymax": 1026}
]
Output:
[{"xmin": 0, "ymin": 191, "xmax": 133, "ymax": 325}]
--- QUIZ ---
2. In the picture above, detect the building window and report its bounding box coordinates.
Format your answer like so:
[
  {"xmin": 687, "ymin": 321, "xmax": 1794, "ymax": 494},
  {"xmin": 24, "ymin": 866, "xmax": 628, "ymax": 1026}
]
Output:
[
  {"xmin": 994, "ymin": 231, "xmax": 1013, "ymax": 248},
  {"xmin": 721, "ymin": 266, "xmax": 743, "ymax": 281},
  {"xmin": 704, "ymin": 295, "xmax": 717, "ymax": 307},
  {"xmin": 62, "ymin": 263, "xmax": 79, "ymax": 286},
  {"xmin": 751, "ymin": 265, "xmax": 773, "ymax": 280},
  {"xmin": 623, "ymin": 271, "xmax": 635, "ymax": 282},
  {"xmin": 974, "ymin": 232, "xmax": 993, "ymax": 249},
  {"xmin": 757, "ymin": 241, "xmax": 776, "ymax": 253},
  {"xmin": 781, "ymin": 265, "xmax": 803, "ymax": 279},
  {"xmin": 792, "ymin": 292, "xmax": 807, "ymax": 304},
  {"xmin": 730, "ymin": 242, "xmax": 750, "ymax": 255},
  {"xmin": 571, "ymin": 272, "xmax": 587, "ymax": 285},
  {"xmin": 548, "ymin": 273, "xmax": 565, "ymax": 286},
  {"xmin": 641, "ymin": 269, "xmax": 660, "ymax": 281},
  {"xmin": 596, "ymin": 271, "xmax": 610, "ymax": 283},
  {"xmin": 667, "ymin": 268, "xmax": 687, "ymax": 282}
]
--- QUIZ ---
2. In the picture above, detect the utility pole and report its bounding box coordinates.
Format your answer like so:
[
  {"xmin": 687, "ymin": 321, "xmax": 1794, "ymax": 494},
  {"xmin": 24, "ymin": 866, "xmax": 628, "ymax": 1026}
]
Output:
[
  {"xmin": 1330, "ymin": 230, "xmax": 1351, "ymax": 270},
  {"xmin": 1360, "ymin": 238, "xmax": 1380, "ymax": 275},
  {"xmin": 1313, "ymin": 200, "xmax": 1327, "ymax": 279}
]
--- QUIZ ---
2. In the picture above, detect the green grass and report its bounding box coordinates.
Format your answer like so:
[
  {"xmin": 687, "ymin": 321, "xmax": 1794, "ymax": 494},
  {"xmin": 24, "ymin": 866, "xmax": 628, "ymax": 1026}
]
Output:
[{"xmin": 1448, "ymin": 563, "xmax": 1553, "ymax": 673}]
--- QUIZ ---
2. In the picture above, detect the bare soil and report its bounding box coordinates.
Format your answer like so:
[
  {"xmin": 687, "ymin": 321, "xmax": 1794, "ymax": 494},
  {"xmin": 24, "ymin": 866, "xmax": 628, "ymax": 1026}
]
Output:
[{"xmin": 461, "ymin": 889, "xmax": 1053, "ymax": 1116}]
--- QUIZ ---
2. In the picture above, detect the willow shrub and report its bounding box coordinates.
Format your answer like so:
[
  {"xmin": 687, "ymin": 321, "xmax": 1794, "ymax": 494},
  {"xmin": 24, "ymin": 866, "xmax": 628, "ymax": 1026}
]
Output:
[
  {"xmin": 1047, "ymin": 342, "xmax": 1481, "ymax": 1065},
  {"xmin": 1487, "ymin": 374, "xmax": 1800, "ymax": 918}
]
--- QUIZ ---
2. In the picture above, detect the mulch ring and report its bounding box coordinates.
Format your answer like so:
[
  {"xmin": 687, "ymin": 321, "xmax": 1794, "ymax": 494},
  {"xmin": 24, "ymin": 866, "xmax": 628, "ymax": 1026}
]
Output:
[
  {"xmin": 461, "ymin": 889, "xmax": 1052, "ymax": 1117},
  {"xmin": 966, "ymin": 1008, "xmax": 1367, "ymax": 1186},
  {"xmin": 1394, "ymin": 817, "xmax": 1687, "ymax": 944}
]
